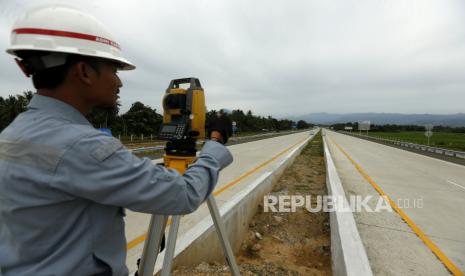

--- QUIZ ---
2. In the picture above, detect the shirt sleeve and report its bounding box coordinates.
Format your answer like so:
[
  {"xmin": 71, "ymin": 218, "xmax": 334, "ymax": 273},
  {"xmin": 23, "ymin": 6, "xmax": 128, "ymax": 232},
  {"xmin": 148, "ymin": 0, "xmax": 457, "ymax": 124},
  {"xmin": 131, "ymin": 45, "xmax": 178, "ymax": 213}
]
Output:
[{"xmin": 50, "ymin": 132, "xmax": 233, "ymax": 215}]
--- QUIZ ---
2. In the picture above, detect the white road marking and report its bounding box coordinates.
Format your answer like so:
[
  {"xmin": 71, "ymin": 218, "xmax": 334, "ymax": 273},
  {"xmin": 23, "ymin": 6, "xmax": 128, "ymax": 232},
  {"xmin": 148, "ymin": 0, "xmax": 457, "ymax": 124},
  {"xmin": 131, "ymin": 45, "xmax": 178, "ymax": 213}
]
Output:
[{"xmin": 447, "ymin": 180, "xmax": 465, "ymax": 191}]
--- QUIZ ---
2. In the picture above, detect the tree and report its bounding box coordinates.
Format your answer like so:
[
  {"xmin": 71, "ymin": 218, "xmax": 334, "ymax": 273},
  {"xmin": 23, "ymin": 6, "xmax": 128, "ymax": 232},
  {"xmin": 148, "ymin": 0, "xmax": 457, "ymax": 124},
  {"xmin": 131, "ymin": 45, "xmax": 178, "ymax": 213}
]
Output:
[
  {"xmin": 86, "ymin": 105, "xmax": 120, "ymax": 129},
  {"xmin": 121, "ymin": 102, "xmax": 162, "ymax": 135},
  {"xmin": 206, "ymin": 109, "xmax": 218, "ymax": 125},
  {"xmin": 277, "ymin": 119, "xmax": 294, "ymax": 130},
  {"xmin": 296, "ymin": 120, "xmax": 310, "ymax": 129},
  {"xmin": 0, "ymin": 91, "xmax": 33, "ymax": 131},
  {"xmin": 0, "ymin": 91, "xmax": 306, "ymax": 137}
]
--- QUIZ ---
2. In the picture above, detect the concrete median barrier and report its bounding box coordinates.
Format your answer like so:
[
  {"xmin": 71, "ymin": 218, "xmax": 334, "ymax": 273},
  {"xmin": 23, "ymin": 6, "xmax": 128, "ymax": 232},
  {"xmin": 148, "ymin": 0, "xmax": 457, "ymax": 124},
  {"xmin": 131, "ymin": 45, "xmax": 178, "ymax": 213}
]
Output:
[{"xmin": 323, "ymin": 132, "xmax": 373, "ymax": 276}]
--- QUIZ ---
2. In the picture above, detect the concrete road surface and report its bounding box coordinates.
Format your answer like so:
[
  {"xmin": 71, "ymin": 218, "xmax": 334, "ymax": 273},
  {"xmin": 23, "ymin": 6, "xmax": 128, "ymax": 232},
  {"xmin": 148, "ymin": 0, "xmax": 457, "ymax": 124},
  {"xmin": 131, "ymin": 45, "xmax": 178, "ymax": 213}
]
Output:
[
  {"xmin": 325, "ymin": 130, "xmax": 464, "ymax": 275},
  {"xmin": 123, "ymin": 131, "xmax": 313, "ymax": 274}
]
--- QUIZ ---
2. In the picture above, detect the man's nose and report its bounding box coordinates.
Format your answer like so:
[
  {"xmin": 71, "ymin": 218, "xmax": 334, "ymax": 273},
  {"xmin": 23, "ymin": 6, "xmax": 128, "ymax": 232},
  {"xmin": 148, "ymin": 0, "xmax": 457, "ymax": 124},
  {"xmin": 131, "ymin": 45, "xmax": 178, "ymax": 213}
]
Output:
[{"xmin": 116, "ymin": 73, "xmax": 123, "ymax": 88}]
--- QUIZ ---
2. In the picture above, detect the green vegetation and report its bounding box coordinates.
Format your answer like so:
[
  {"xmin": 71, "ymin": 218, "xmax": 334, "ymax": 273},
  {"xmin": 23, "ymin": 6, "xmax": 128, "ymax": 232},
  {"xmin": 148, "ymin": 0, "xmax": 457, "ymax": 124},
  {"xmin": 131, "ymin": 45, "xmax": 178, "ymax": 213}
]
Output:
[
  {"xmin": 332, "ymin": 122, "xmax": 465, "ymax": 133},
  {"xmin": 366, "ymin": 131, "xmax": 465, "ymax": 151},
  {"xmin": 0, "ymin": 91, "xmax": 312, "ymax": 137},
  {"xmin": 0, "ymin": 91, "xmax": 33, "ymax": 131},
  {"xmin": 331, "ymin": 122, "xmax": 465, "ymax": 151}
]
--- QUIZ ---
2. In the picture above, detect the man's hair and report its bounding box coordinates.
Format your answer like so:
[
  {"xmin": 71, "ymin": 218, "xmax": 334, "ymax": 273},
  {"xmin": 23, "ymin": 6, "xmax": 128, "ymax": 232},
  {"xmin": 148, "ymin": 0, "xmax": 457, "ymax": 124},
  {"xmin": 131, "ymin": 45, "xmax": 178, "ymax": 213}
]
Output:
[{"xmin": 15, "ymin": 51, "xmax": 102, "ymax": 90}]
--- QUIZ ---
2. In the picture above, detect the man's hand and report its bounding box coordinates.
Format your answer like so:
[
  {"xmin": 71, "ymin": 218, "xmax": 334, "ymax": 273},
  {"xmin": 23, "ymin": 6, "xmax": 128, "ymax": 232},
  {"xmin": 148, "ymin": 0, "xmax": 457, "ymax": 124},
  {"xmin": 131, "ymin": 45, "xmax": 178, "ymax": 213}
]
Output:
[
  {"xmin": 210, "ymin": 130, "xmax": 224, "ymax": 144},
  {"xmin": 207, "ymin": 112, "xmax": 233, "ymax": 144}
]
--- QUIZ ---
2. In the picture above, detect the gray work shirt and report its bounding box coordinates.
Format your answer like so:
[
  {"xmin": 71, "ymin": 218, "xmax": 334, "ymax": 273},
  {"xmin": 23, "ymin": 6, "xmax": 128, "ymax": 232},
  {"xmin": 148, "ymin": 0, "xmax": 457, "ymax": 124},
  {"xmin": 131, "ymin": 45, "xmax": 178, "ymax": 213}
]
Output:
[{"xmin": 0, "ymin": 95, "xmax": 233, "ymax": 276}]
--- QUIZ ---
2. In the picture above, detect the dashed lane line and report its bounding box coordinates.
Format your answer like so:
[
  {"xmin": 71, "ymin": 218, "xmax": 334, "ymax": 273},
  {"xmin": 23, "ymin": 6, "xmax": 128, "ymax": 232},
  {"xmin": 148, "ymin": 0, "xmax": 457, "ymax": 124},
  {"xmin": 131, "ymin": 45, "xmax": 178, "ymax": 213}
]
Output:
[{"xmin": 447, "ymin": 180, "xmax": 465, "ymax": 191}]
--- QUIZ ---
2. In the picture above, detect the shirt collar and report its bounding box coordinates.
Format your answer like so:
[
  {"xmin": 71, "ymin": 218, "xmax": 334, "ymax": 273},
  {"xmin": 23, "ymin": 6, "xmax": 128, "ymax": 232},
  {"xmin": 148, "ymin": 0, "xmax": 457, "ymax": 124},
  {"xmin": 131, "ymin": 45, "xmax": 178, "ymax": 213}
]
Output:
[{"xmin": 27, "ymin": 94, "xmax": 92, "ymax": 126}]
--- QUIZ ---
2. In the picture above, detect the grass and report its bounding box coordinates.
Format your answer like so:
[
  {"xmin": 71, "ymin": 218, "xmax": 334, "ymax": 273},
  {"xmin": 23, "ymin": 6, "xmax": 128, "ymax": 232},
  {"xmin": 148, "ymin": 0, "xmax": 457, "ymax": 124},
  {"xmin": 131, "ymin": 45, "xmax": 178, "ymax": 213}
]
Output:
[{"xmin": 364, "ymin": 131, "xmax": 465, "ymax": 152}]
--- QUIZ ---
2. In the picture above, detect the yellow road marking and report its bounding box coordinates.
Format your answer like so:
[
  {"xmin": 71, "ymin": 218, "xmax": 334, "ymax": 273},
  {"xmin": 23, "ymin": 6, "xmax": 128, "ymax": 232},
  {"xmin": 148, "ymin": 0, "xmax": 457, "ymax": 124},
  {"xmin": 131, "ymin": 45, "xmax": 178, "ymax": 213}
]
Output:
[
  {"xmin": 127, "ymin": 135, "xmax": 310, "ymax": 250},
  {"xmin": 126, "ymin": 232, "xmax": 148, "ymax": 250},
  {"xmin": 329, "ymin": 136, "xmax": 464, "ymax": 276}
]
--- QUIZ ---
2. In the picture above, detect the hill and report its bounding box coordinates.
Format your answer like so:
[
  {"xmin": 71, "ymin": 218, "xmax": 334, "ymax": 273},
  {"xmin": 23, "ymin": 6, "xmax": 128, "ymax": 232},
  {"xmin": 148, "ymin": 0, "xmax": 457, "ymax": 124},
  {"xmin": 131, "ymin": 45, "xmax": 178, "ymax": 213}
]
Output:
[{"xmin": 290, "ymin": 113, "xmax": 465, "ymax": 127}]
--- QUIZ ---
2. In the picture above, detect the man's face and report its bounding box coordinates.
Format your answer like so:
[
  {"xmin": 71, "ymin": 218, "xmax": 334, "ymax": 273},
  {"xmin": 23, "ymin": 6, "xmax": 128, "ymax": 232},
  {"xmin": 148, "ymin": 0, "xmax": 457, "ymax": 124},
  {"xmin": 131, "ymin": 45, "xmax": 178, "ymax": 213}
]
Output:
[{"xmin": 86, "ymin": 60, "xmax": 122, "ymax": 109}]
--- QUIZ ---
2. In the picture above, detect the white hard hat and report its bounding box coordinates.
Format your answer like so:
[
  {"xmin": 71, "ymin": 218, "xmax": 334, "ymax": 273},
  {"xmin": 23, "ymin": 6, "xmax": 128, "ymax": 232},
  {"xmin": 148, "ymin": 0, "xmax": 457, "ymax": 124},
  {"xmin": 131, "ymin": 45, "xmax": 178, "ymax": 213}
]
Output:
[{"xmin": 6, "ymin": 5, "xmax": 135, "ymax": 70}]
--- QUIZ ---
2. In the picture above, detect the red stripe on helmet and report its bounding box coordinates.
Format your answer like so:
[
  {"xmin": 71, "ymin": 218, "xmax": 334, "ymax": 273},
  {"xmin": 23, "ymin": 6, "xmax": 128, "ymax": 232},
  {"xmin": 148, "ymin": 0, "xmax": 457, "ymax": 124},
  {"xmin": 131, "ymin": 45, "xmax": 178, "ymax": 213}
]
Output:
[{"xmin": 13, "ymin": 28, "xmax": 121, "ymax": 50}]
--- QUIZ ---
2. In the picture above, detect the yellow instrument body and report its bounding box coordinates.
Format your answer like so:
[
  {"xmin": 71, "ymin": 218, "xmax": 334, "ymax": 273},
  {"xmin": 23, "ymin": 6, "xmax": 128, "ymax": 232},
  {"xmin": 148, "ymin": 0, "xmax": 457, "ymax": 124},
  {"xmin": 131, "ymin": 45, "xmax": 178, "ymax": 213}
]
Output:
[{"xmin": 162, "ymin": 87, "xmax": 205, "ymax": 140}]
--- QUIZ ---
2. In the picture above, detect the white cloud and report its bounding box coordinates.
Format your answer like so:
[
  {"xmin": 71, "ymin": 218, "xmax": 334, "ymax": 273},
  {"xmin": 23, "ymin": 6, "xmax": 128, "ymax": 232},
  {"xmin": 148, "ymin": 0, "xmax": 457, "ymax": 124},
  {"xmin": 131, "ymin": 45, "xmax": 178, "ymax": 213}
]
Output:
[{"xmin": 1, "ymin": 0, "xmax": 464, "ymax": 116}]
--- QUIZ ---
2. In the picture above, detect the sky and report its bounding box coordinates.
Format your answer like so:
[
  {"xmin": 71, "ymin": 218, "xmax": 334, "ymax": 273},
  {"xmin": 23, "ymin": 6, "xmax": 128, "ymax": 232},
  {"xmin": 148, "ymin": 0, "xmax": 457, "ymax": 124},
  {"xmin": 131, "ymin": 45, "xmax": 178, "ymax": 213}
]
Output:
[{"xmin": 0, "ymin": 0, "xmax": 464, "ymax": 117}]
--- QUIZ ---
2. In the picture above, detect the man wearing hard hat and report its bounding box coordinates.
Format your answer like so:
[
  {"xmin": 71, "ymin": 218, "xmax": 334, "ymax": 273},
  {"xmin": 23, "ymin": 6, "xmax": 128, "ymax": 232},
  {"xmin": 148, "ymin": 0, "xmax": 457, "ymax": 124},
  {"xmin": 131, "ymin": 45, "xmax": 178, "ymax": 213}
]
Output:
[{"xmin": 0, "ymin": 6, "xmax": 232, "ymax": 276}]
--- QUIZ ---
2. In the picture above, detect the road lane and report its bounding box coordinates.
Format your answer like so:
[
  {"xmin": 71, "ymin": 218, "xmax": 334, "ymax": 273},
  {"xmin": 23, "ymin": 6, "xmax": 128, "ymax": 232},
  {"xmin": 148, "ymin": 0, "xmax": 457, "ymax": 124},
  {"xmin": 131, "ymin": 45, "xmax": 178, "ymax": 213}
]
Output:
[{"xmin": 326, "ymin": 130, "xmax": 464, "ymax": 275}]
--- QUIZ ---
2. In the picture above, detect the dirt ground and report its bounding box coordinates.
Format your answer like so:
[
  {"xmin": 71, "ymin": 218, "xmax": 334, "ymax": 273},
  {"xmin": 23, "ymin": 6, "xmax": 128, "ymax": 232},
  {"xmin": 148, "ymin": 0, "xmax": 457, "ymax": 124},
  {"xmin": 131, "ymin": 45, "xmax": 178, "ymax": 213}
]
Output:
[{"xmin": 173, "ymin": 132, "xmax": 331, "ymax": 275}]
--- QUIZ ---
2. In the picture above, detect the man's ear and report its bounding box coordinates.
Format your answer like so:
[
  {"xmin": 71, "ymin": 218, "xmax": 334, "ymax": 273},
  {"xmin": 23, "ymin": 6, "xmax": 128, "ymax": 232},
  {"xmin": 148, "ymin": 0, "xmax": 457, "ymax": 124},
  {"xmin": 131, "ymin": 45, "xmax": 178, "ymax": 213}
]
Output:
[{"xmin": 73, "ymin": 61, "xmax": 98, "ymax": 85}]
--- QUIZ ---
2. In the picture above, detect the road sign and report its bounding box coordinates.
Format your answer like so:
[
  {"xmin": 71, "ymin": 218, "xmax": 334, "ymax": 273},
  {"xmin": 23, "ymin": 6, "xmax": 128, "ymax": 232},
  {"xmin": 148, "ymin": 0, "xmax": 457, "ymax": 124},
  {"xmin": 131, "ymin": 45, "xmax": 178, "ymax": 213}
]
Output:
[
  {"xmin": 358, "ymin": 121, "xmax": 371, "ymax": 131},
  {"xmin": 344, "ymin": 126, "xmax": 353, "ymax": 131},
  {"xmin": 425, "ymin": 130, "xmax": 433, "ymax": 146},
  {"xmin": 425, "ymin": 124, "xmax": 433, "ymax": 131}
]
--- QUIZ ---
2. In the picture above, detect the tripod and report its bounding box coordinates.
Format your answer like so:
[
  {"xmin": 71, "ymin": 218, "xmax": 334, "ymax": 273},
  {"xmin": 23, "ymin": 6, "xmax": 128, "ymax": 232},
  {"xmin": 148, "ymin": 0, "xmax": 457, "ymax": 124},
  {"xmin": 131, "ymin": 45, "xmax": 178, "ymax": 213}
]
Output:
[{"xmin": 137, "ymin": 154, "xmax": 241, "ymax": 276}]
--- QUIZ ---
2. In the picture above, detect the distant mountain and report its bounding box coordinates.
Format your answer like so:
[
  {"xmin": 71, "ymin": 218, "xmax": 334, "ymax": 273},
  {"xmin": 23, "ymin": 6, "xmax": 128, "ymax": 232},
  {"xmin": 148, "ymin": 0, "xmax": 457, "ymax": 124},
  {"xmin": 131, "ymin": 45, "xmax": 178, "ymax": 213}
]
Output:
[{"xmin": 290, "ymin": 113, "xmax": 465, "ymax": 127}]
